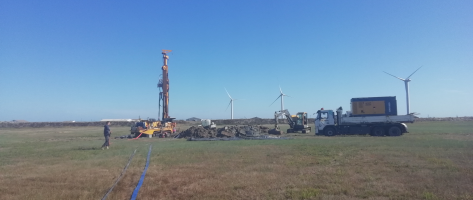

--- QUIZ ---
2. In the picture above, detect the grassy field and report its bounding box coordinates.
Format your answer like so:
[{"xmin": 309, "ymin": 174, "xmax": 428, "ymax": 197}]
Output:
[{"xmin": 0, "ymin": 121, "xmax": 472, "ymax": 200}]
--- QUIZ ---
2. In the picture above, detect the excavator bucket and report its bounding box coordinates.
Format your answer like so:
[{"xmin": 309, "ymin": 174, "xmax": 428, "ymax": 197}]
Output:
[{"xmin": 268, "ymin": 128, "xmax": 282, "ymax": 135}]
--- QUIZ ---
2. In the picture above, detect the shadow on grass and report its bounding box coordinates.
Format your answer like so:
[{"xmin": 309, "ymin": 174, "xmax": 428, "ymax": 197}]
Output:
[{"xmin": 77, "ymin": 146, "xmax": 101, "ymax": 150}]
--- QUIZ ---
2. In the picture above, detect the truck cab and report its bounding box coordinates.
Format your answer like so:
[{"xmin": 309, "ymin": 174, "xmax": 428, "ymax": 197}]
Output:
[{"xmin": 314, "ymin": 109, "xmax": 335, "ymax": 135}]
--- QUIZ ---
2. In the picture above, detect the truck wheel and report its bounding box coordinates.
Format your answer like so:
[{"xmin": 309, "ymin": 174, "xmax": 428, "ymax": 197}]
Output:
[
  {"xmin": 371, "ymin": 127, "xmax": 385, "ymax": 136},
  {"xmin": 287, "ymin": 129, "xmax": 293, "ymax": 133},
  {"xmin": 388, "ymin": 126, "xmax": 402, "ymax": 136},
  {"xmin": 302, "ymin": 130, "xmax": 307, "ymax": 134},
  {"xmin": 324, "ymin": 127, "xmax": 336, "ymax": 136}
]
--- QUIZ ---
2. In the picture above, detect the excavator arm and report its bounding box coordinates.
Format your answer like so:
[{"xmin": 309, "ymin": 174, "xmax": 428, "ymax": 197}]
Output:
[
  {"xmin": 269, "ymin": 109, "xmax": 295, "ymax": 135},
  {"xmin": 278, "ymin": 109, "xmax": 295, "ymax": 129}
]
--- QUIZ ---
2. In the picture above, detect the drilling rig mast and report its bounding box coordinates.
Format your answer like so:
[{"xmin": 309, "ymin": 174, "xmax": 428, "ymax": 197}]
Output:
[
  {"xmin": 158, "ymin": 50, "xmax": 172, "ymax": 122},
  {"xmin": 159, "ymin": 50, "xmax": 172, "ymax": 121}
]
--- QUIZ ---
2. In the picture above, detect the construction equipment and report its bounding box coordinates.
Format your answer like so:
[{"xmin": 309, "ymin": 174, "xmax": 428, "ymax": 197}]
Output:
[
  {"xmin": 268, "ymin": 109, "xmax": 311, "ymax": 135},
  {"xmin": 201, "ymin": 119, "xmax": 217, "ymax": 128},
  {"xmin": 130, "ymin": 50, "xmax": 176, "ymax": 138},
  {"xmin": 314, "ymin": 97, "xmax": 415, "ymax": 136},
  {"xmin": 130, "ymin": 118, "xmax": 175, "ymax": 138}
]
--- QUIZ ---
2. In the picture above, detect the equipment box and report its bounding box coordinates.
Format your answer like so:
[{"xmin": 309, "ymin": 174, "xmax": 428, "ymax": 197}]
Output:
[{"xmin": 351, "ymin": 96, "xmax": 397, "ymax": 116}]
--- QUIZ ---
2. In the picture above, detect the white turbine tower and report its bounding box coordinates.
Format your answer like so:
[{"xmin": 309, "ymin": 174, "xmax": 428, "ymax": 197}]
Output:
[
  {"xmin": 384, "ymin": 67, "xmax": 422, "ymax": 115},
  {"xmin": 225, "ymin": 88, "xmax": 236, "ymax": 119},
  {"xmin": 270, "ymin": 86, "xmax": 289, "ymax": 118}
]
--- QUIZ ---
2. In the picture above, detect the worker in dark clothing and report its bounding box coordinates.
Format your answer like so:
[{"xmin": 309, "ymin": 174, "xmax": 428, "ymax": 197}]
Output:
[{"xmin": 102, "ymin": 121, "xmax": 112, "ymax": 150}]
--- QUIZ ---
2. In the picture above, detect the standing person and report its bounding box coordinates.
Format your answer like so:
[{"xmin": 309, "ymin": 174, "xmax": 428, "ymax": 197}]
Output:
[{"xmin": 102, "ymin": 121, "xmax": 112, "ymax": 150}]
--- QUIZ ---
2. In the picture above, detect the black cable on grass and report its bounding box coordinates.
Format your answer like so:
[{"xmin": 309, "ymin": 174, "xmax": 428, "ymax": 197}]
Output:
[{"xmin": 101, "ymin": 149, "xmax": 137, "ymax": 200}]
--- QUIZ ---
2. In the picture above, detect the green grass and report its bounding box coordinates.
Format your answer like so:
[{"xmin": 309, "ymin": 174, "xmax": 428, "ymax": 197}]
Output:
[{"xmin": 0, "ymin": 121, "xmax": 473, "ymax": 199}]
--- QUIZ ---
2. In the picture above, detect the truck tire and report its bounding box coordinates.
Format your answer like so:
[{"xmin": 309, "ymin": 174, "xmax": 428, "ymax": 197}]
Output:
[
  {"xmin": 302, "ymin": 130, "xmax": 306, "ymax": 134},
  {"xmin": 371, "ymin": 127, "xmax": 385, "ymax": 137},
  {"xmin": 324, "ymin": 127, "xmax": 336, "ymax": 136},
  {"xmin": 388, "ymin": 126, "xmax": 402, "ymax": 136},
  {"xmin": 287, "ymin": 129, "xmax": 293, "ymax": 133}
]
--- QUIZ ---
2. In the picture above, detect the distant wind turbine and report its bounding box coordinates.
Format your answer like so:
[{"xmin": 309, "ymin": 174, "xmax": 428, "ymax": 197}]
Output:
[
  {"xmin": 225, "ymin": 88, "xmax": 239, "ymax": 119},
  {"xmin": 383, "ymin": 67, "xmax": 422, "ymax": 115},
  {"xmin": 270, "ymin": 86, "xmax": 289, "ymax": 119}
]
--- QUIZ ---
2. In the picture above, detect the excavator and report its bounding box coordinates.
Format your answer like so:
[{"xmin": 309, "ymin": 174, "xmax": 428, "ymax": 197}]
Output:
[
  {"xmin": 130, "ymin": 50, "xmax": 177, "ymax": 138},
  {"xmin": 268, "ymin": 110, "xmax": 311, "ymax": 135}
]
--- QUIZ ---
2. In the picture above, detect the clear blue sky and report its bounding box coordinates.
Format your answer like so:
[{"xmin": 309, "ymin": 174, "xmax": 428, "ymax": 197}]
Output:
[{"xmin": 1, "ymin": 0, "xmax": 472, "ymax": 122}]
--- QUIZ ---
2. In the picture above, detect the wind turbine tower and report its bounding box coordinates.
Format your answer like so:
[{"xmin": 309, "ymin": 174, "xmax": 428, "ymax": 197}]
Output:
[
  {"xmin": 384, "ymin": 67, "xmax": 422, "ymax": 115},
  {"xmin": 225, "ymin": 88, "xmax": 235, "ymax": 119},
  {"xmin": 270, "ymin": 86, "xmax": 289, "ymax": 118}
]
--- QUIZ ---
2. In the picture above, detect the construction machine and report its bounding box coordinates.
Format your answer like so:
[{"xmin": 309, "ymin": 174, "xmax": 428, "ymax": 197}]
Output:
[
  {"xmin": 130, "ymin": 50, "xmax": 176, "ymax": 138},
  {"xmin": 130, "ymin": 118, "xmax": 175, "ymax": 138},
  {"xmin": 268, "ymin": 109, "xmax": 311, "ymax": 135},
  {"xmin": 201, "ymin": 119, "xmax": 217, "ymax": 128}
]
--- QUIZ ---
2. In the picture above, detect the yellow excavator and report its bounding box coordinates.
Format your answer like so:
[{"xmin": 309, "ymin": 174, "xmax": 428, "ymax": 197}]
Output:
[
  {"xmin": 268, "ymin": 110, "xmax": 311, "ymax": 135},
  {"xmin": 130, "ymin": 50, "xmax": 176, "ymax": 138}
]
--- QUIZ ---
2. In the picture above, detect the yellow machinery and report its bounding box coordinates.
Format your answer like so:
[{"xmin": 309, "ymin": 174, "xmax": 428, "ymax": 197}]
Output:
[
  {"xmin": 130, "ymin": 50, "xmax": 176, "ymax": 138},
  {"xmin": 268, "ymin": 110, "xmax": 311, "ymax": 135},
  {"xmin": 130, "ymin": 118, "xmax": 176, "ymax": 138}
]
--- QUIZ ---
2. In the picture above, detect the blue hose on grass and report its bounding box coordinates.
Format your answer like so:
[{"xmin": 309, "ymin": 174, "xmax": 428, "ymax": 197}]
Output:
[{"xmin": 130, "ymin": 144, "xmax": 152, "ymax": 200}]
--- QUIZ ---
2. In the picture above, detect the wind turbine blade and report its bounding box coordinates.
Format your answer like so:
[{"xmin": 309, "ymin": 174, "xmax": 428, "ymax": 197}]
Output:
[
  {"xmin": 224, "ymin": 88, "xmax": 232, "ymax": 99},
  {"xmin": 406, "ymin": 66, "xmax": 422, "ymax": 79},
  {"xmin": 225, "ymin": 100, "xmax": 231, "ymax": 111},
  {"xmin": 270, "ymin": 95, "xmax": 282, "ymax": 106},
  {"xmin": 383, "ymin": 71, "xmax": 405, "ymax": 81},
  {"xmin": 279, "ymin": 86, "xmax": 283, "ymax": 94}
]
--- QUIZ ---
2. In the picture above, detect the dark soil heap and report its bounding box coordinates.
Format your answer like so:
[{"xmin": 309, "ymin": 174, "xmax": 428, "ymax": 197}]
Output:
[{"xmin": 177, "ymin": 125, "xmax": 270, "ymax": 138}]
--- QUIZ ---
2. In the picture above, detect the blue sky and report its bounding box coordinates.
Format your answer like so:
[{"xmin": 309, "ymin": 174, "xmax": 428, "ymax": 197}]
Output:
[{"xmin": 1, "ymin": 0, "xmax": 472, "ymax": 122}]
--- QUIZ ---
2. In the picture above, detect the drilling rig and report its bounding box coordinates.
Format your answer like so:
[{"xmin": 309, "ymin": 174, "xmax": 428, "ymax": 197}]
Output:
[
  {"xmin": 130, "ymin": 50, "xmax": 177, "ymax": 138},
  {"xmin": 159, "ymin": 50, "xmax": 174, "ymax": 123}
]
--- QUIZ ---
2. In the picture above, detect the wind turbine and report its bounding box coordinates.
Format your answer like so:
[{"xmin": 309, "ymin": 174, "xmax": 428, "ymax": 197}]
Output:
[
  {"xmin": 225, "ymin": 88, "xmax": 236, "ymax": 119},
  {"xmin": 384, "ymin": 67, "xmax": 422, "ymax": 115},
  {"xmin": 270, "ymin": 86, "xmax": 289, "ymax": 119}
]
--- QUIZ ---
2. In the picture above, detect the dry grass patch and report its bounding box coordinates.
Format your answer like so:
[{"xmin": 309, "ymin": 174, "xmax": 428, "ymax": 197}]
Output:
[{"xmin": 1, "ymin": 122, "xmax": 473, "ymax": 199}]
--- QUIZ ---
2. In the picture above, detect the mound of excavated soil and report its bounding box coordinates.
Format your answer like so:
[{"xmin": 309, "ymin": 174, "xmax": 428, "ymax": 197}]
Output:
[{"xmin": 177, "ymin": 125, "xmax": 270, "ymax": 138}]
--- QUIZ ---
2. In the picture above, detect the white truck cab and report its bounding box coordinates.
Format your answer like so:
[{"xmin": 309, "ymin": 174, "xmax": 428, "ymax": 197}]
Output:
[{"xmin": 314, "ymin": 109, "xmax": 334, "ymax": 134}]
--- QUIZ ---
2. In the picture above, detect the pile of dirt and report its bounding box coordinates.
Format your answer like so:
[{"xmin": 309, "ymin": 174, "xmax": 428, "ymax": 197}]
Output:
[
  {"xmin": 177, "ymin": 126, "xmax": 217, "ymax": 138},
  {"xmin": 177, "ymin": 125, "xmax": 270, "ymax": 138}
]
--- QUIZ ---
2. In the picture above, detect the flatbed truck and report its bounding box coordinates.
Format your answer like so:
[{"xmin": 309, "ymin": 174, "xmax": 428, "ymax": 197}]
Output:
[{"xmin": 315, "ymin": 107, "xmax": 415, "ymax": 136}]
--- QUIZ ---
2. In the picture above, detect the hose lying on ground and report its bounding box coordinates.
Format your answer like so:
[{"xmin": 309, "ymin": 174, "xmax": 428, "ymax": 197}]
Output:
[
  {"xmin": 130, "ymin": 144, "xmax": 153, "ymax": 200},
  {"xmin": 128, "ymin": 132, "xmax": 144, "ymax": 140},
  {"xmin": 101, "ymin": 149, "xmax": 137, "ymax": 200}
]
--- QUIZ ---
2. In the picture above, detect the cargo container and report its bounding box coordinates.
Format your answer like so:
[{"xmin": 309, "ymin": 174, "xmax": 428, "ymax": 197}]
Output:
[{"xmin": 350, "ymin": 96, "xmax": 397, "ymax": 116}]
